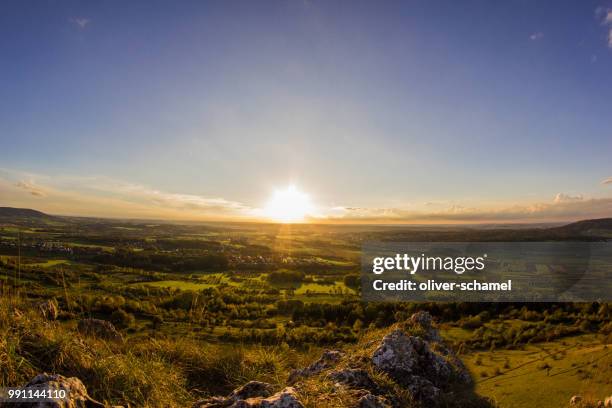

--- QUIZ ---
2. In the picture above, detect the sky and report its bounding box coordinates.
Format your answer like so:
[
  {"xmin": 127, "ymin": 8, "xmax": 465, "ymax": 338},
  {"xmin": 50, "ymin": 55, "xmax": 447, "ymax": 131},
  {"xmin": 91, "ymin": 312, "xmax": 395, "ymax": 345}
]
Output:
[{"xmin": 1, "ymin": 0, "xmax": 611, "ymax": 223}]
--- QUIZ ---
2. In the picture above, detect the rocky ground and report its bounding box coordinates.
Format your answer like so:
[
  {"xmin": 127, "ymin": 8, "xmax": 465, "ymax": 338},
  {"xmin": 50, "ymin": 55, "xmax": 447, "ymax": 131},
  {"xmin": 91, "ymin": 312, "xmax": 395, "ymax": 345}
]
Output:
[{"xmin": 9, "ymin": 311, "xmax": 497, "ymax": 408}]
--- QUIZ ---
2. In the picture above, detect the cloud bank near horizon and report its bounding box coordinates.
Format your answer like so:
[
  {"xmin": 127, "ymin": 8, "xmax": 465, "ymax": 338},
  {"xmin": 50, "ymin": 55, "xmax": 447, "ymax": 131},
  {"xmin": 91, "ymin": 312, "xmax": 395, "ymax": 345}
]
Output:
[{"xmin": 1, "ymin": 168, "xmax": 611, "ymax": 224}]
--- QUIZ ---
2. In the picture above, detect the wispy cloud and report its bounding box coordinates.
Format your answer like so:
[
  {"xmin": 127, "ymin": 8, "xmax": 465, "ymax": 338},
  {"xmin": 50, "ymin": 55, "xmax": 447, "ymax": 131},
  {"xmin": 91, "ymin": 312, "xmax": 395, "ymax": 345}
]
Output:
[
  {"xmin": 529, "ymin": 32, "xmax": 544, "ymax": 41},
  {"xmin": 70, "ymin": 17, "xmax": 90, "ymax": 30},
  {"xmin": 596, "ymin": 7, "xmax": 612, "ymax": 48},
  {"xmin": 14, "ymin": 181, "xmax": 46, "ymax": 197},
  {"xmin": 327, "ymin": 194, "xmax": 612, "ymax": 224},
  {"xmin": 0, "ymin": 169, "xmax": 253, "ymax": 220},
  {"xmin": 554, "ymin": 193, "xmax": 583, "ymax": 203},
  {"xmin": 1, "ymin": 168, "xmax": 611, "ymax": 224}
]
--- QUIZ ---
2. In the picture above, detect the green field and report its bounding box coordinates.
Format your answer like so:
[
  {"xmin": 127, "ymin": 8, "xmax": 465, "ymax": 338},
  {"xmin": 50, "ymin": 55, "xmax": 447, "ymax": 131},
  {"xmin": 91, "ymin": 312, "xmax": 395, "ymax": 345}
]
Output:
[{"xmin": 0, "ymin": 216, "xmax": 610, "ymax": 407}]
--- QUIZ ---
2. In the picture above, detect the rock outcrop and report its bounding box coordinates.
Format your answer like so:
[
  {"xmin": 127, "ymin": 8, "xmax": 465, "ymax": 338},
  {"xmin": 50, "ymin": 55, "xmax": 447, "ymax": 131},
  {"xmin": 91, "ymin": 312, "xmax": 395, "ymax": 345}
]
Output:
[
  {"xmin": 329, "ymin": 369, "xmax": 377, "ymax": 391},
  {"xmin": 77, "ymin": 318, "xmax": 123, "ymax": 341},
  {"xmin": 357, "ymin": 392, "xmax": 390, "ymax": 408},
  {"xmin": 288, "ymin": 350, "xmax": 344, "ymax": 383},
  {"xmin": 193, "ymin": 384, "xmax": 303, "ymax": 408},
  {"xmin": 408, "ymin": 310, "xmax": 442, "ymax": 343},
  {"xmin": 229, "ymin": 381, "xmax": 275, "ymax": 401},
  {"xmin": 12, "ymin": 373, "xmax": 106, "ymax": 408},
  {"xmin": 196, "ymin": 311, "xmax": 483, "ymax": 408},
  {"xmin": 570, "ymin": 395, "xmax": 583, "ymax": 406},
  {"xmin": 371, "ymin": 327, "xmax": 471, "ymax": 406}
]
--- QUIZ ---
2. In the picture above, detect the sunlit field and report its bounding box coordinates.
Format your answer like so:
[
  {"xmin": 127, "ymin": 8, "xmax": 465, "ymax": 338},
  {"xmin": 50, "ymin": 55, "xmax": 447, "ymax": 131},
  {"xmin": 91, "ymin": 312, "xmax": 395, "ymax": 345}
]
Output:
[{"xmin": 0, "ymin": 211, "xmax": 610, "ymax": 407}]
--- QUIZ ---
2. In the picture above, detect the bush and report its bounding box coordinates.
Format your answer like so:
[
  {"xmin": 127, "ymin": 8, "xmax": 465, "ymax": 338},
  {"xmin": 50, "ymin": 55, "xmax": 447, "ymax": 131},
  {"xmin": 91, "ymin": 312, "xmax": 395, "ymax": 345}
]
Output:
[
  {"xmin": 110, "ymin": 309, "xmax": 135, "ymax": 329},
  {"xmin": 267, "ymin": 270, "xmax": 305, "ymax": 284}
]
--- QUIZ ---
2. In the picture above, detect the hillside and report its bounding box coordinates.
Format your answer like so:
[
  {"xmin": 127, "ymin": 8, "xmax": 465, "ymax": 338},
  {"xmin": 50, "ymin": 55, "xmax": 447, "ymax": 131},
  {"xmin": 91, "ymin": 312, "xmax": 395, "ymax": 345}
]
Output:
[
  {"xmin": 0, "ymin": 207, "xmax": 51, "ymax": 219},
  {"xmin": 552, "ymin": 218, "xmax": 612, "ymax": 237},
  {"xmin": 0, "ymin": 206, "xmax": 61, "ymax": 224}
]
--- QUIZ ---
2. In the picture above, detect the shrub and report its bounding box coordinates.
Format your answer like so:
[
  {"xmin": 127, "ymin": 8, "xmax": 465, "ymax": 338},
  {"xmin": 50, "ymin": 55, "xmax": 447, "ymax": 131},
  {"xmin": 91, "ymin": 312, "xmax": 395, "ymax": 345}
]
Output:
[{"xmin": 110, "ymin": 309, "xmax": 135, "ymax": 329}]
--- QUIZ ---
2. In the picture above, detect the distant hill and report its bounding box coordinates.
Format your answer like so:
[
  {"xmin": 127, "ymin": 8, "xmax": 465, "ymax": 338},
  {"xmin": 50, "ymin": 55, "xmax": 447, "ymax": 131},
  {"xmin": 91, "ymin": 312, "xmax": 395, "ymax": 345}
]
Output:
[
  {"xmin": 0, "ymin": 207, "xmax": 52, "ymax": 219},
  {"xmin": 0, "ymin": 207, "xmax": 59, "ymax": 226},
  {"xmin": 552, "ymin": 218, "xmax": 612, "ymax": 236}
]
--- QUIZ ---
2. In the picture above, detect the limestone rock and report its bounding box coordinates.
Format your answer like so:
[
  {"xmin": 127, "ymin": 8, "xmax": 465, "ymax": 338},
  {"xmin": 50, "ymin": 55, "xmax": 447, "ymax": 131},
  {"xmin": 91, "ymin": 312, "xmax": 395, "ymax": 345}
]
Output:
[
  {"xmin": 192, "ymin": 396, "xmax": 230, "ymax": 408},
  {"xmin": 77, "ymin": 318, "xmax": 123, "ymax": 341},
  {"xmin": 409, "ymin": 311, "xmax": 442, "ymax": 343},
  {"xmin": 371, "ymin": 328, "xmax": 469, "ymax": 406},
  {"xmin": 12, "ymin": 373, "xmax": 106, "ymax": 408},
  {"xmin": 570, "ymin": 395, "xmax": 583, "ymax": 406},
  {"xmin": 288, "ymin": 350, "xmax": 344, "ymax": 383},
  {"xmin": 329, "ymin": 369, "xmax": 376, "ymax": 391},
  {"xmin": 193, "ymin": 382, "xmax": 297, "ymax": 408},
  {"xmin": 232, "ymin": 387, "xmax": 303, "ymax": 408},
  {"xmin": 356, "ymin": 392, "xmax": 390, "ymax": 408},
  {"xmin": 229, "ymin": 381, "xmax": 274, "ymax": 401}
]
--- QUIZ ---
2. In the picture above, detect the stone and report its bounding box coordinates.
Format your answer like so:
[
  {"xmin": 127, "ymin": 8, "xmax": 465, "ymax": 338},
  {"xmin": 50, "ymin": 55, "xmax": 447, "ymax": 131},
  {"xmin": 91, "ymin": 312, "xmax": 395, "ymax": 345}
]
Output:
[
  {"xmin": 192, "ymin": 382, "xmax": 296, "ymax": 408},
  {"xmin": 410, "ymin": 311, "xmax": 433, "ymax": 328},
  {"xmin": 232, "ymin": 387, "xmax": 303, "ymax": 408},
  {"xmin": 371, "ymin": 328, "xmax": 469, "ymax": 406},
  {"xmin": 570, "ymin": 395, "xmax": 583, "ymax": 406},
  {"xmin": 77, "ymin": 318, "xmax": 123, "ymax": 341},
  {"xmin": 409, "ymin": 311, "xmax": 442, "ymax": 342},
  {"xmin": 12, "ymin": 373, "xmax": 106, "ymax": 408},
  {"xmin": 357, "ymin": 393, "xmax": 390, "ymax": 408},
  {"xmin": 229, "ymin": 381, "xmax": 274, "ymax": 401},
  {"xmin": 329, "ymin": 369, "xmax": 376, "ymax": 391},
  {"xmin": 288, "ymin": 350, "xmax": 344, "ymax": 383}
]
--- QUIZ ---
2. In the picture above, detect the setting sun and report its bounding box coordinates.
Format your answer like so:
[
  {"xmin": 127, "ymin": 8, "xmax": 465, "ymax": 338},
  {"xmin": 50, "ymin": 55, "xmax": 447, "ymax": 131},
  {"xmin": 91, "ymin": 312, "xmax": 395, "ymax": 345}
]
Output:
[{"xmin": 264, "ymin": 185, "xmax": 312, "ymax": 223}]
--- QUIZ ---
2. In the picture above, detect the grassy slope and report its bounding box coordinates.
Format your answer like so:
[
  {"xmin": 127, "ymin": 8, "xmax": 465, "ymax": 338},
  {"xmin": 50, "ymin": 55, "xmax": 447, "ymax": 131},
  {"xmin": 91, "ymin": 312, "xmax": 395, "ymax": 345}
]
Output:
[{"xmin": 463, "ymin": 336, "xmax": 611, "ymax": 407}]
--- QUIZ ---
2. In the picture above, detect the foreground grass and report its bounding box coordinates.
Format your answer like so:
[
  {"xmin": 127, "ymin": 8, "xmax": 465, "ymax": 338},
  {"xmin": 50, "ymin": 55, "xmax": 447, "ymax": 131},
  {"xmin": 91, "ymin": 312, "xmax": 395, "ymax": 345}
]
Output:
[
  {"xmin": 463, "ymin": 335, "xmax": 611, "ymax": 407},
  {"xmin": 0, "ymin": 297, "xmax": 312, "ymax": 407}
]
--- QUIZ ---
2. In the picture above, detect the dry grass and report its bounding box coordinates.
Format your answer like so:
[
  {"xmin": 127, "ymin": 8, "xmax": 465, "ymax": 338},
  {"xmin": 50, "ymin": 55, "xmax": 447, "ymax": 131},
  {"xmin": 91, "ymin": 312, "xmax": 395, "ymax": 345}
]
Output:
[{"xmin": 0, "ymin": 297, "xmax": 292, "ymax": 407}]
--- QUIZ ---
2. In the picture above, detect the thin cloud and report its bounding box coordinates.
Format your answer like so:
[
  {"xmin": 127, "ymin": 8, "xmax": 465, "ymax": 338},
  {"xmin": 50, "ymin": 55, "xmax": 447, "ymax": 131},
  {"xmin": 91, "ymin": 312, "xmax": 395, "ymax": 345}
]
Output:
[
  {"xmin": 2, "ymin": 168, "xmax": 612, "ymax": 224},
  {"xmin": 529, "ymin": 32, "xmax": 544, "ymax": 41},
  {"xmin": 0, "ymin": 169, "xmax": 254, "ymax": 221},
  {"xmin": 554, "ymin": 193, "xmax": 584, "ymax": 203},
  {"xmin": 327, "ymin": 195, "xmax": 612, "ymax": 224},
  {"xmin": 14, "ymin": 181, "xmax": 46, "ymax": 197},
  {"xmin": 596, "ymin": 7, "xmax": 612, "ymax": 48},
  {"xmin": 70, "ymin": 17, "xmax": 90, "ymax": 29}
]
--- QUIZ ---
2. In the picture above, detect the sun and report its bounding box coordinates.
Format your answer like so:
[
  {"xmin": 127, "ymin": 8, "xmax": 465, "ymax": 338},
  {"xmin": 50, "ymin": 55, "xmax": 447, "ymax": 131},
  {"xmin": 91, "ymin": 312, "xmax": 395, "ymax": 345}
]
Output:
[{"xmin": 264, "ymin": 185, "xmax": 313, "ymax": 223}]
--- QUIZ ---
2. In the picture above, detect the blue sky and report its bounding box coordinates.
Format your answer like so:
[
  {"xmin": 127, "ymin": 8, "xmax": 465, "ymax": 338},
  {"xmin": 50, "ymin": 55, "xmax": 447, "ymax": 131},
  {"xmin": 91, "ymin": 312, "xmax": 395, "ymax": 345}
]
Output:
[{"xmin": 1, "ymin": 0, "xmax": 611, "ymax": 222}]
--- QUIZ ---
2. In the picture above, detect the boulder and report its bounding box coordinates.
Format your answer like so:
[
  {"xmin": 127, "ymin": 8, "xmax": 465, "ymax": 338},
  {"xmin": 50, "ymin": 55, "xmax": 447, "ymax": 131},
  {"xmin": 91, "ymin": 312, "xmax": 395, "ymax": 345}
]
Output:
[
  {"xmin": 192, "ymin": 381, "xmax": 296, "ymax": 408},
  {"xmin": 409, "ymin": 311, "xmax": 442, "ymax": 343},
  {"xmin": 38, "ymin": 299, "xmax": 59, "ymax": 320},
  {"xmin": 410, "ymin": 311, "xmax": 433, "ymax": 328},
  {"xmin": 232, "ymin": 387, "xmax": 303, "ymax": 408},
  {"xmin": 229, "ymin": 381, "xmax": 274, "ymax": 401},
  {"xmin": 77, "ymin": 318, "xmax": 123, "ymax": 341},
  {"xmin": 329, "ymin": 369, "xmax": 377, "ymax": 391},
  {"xmin": 288, "ymin": 350, "xmax": 344, "ymax": 383},
  {"xmin": 570, "ymin": 395, "xmax": 583, "ymax": 406},
  {"xmin": 192, "ymin": 396, "xmax": 230, "ymax": 408},
  {"xmin": 371, "ymin": 329, "xmax": 469, "ymax": 406},
  {"xmin": 12, "ymin": 373, "xmax": 106, "ymax": 408},
  {"xmin": 357, "ymin": 393, "xmax": 390, "ymax": 408}
]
